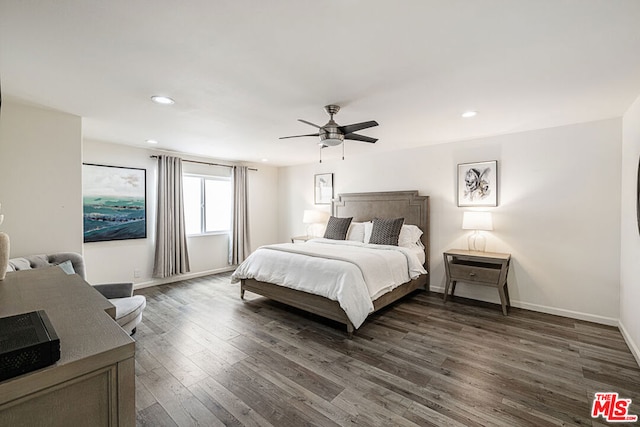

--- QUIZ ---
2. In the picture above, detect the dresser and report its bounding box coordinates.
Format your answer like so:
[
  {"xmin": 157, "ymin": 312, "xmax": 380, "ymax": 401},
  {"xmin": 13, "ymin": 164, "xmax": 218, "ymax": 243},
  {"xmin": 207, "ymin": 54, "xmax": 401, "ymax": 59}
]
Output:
[
  {"xmin": 443, "ymin": 249, "xmax": 512, "ymax": 315},
  {"xmin": 0, "ymin": 268, "xmax": 135, "ymax": 426}
]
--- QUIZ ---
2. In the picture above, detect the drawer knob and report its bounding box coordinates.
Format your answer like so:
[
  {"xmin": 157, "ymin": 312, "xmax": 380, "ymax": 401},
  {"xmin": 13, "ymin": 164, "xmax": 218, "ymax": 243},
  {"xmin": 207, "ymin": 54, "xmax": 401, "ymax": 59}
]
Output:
[{"xmin": 469, "ymin": 272, "xmax": 476, "ymax": 277}]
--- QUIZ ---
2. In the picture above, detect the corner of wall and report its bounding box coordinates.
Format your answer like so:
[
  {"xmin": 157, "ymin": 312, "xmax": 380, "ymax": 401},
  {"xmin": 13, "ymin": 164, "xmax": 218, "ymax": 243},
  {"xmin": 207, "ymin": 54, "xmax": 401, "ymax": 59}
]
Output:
[{"xmin": 619, "ymin": 92, "xmax": 640, "ymax": 367}]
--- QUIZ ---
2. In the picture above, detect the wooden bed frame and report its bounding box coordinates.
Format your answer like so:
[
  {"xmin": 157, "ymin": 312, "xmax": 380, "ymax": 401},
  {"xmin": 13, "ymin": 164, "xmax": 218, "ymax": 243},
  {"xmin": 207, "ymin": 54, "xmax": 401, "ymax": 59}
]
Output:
[{"xmin": 241, "ymin": 190, "xmax": 430, "ymax": 337}]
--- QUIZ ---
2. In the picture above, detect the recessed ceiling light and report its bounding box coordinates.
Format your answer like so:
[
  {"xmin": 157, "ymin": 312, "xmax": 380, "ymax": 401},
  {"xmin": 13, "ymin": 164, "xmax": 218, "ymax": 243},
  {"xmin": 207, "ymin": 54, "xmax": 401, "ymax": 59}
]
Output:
[
  {"xmin": 462, "ymin": 111, "xmax": 478, "ymax": 118},
  {"xmin": 151, "ymin": 95, "xmax": 175, "ymax": 105},
  {"xmin": 261, "ymin": 158, "xmax": 268, "ymax": 162},
  {"xmin": 146, "ymin": 139, "xmax": 158, "ymax": 144}
]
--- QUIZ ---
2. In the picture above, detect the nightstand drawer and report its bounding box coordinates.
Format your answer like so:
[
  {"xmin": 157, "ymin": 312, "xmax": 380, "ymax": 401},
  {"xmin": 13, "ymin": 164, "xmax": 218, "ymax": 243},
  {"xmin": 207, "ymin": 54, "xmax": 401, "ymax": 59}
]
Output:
[{"xmin": 449, "ymin": 261, "xmax": 501, "ymax": 283}]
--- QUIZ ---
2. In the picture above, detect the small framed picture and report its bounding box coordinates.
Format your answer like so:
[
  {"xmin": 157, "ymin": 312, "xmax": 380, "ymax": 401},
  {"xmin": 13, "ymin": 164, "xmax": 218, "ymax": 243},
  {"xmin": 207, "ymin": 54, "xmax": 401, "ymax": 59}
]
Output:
[
  {"xmin": 314, "ymin": 173, "xmax": 333, "ymax": 205},
  {"xmin": 457, "ymin": 161, "xmax": 498, "ymax": 207}
]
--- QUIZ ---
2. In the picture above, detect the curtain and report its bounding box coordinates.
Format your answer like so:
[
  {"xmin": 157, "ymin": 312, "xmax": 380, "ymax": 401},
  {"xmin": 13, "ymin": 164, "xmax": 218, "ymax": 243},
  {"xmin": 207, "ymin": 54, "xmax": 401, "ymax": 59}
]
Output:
[
  {"xmin": 153, "ymin": 155, "xmax": 190, "ymax": 278},
  {"xmin": 229, "ymin": 165, "xmax": 250, "ymax": 264}
]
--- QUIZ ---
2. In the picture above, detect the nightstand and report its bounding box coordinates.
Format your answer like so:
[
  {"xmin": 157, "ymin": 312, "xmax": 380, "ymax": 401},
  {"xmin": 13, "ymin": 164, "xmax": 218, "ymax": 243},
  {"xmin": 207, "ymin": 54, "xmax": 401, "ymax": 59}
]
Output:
[
  {"xmin": 443, "ymin": 249, "xmax": 512, "ymax": 315},
  {"xmin": 290, "ymin": 235, "xmax": 312, "ymax": 243}
]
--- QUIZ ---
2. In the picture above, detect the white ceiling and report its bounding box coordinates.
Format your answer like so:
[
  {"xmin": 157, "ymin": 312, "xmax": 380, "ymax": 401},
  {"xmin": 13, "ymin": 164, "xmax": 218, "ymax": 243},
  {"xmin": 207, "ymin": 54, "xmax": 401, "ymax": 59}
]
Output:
[{"xmin": 2, "ymin": 0, "xmax": 640, "ymax": 166}]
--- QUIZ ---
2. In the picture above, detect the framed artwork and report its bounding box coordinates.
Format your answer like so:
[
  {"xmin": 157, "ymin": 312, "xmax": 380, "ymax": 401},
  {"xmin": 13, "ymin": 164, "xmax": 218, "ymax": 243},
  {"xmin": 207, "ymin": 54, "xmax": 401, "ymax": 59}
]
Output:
[
  {"xmin": 457, "ymin": 160, "xmax": 498, "ymax": 207},
  {"xmin": 314, "ymin": 173, "xmax": 334, "ymax": 205},
  {"xmin": 82, "ymin": 163, "xmax": 147, "ymax": 243}
]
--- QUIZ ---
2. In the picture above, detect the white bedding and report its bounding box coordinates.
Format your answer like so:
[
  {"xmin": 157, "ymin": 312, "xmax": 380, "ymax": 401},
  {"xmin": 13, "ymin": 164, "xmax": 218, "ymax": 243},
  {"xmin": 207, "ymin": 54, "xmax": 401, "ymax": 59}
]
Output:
[{"xmin": 231, "ymin": 238, "xmax": 427, "ymax": 329}]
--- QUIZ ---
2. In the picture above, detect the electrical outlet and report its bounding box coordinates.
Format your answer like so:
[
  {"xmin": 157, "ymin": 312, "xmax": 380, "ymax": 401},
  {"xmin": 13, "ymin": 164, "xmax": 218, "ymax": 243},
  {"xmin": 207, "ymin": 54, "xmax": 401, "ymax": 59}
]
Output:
[{"xmin": 133, "ymin": 269, "xmax": 141, "ymax": 278}]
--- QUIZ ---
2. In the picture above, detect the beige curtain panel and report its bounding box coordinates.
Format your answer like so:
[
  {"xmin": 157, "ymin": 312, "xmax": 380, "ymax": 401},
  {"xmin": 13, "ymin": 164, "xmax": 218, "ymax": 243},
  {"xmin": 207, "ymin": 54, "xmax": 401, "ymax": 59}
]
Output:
[
  {"xmin": 230, "ymin": 165, "xmax": 250, "ymax": 264},
  {"xmin": 153, "ymin": 155, "xmax": 190, "ymax": 278}
]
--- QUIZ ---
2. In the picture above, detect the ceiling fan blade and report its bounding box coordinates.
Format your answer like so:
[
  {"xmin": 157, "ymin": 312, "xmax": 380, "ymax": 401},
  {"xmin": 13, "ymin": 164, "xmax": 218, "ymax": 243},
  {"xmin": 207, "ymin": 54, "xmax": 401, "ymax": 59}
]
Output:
[
  {"xmin": 338, "ymin": 120, "xmax": 378, "ymax": 135},
  {"xmin": 298, "ymin": 119, "xmax": 323, "ymax": 129},
  {"xmin": 344, "ymin": 133, "xmax": 378, "ymax": 143},
  {"xmin": 279, "ymin": 133, "xmax": 320, "ymax": 140}
]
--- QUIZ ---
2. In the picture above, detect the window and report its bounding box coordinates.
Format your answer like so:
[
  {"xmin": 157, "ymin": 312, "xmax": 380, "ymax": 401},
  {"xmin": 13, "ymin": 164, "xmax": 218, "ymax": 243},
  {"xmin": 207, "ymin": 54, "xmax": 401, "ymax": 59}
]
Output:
[{"xmin": 183, "ymin": 175, "xmax": 232, "ymax": 235}]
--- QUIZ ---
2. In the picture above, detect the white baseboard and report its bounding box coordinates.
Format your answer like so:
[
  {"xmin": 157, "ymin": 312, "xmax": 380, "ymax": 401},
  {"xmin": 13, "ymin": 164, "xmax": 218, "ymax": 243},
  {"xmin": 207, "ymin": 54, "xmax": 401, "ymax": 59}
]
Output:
[
  {"xmin": 430, "ymin": 285, "xmax": 618, "ymax": 326},
  {"xmin": 514, "ymin": 301, "xmax": 618, "ymax": 326},
  {"xmin": 619, "ymin": 321, "xmax": 640, "ymax": 367},
  {"xmin": 133, "ymin": 266, "xmax": 236, "ymax": 290}
]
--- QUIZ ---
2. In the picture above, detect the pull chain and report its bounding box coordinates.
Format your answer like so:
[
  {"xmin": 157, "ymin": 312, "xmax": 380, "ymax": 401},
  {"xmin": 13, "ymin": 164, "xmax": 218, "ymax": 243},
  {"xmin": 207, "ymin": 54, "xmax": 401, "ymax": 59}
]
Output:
[
  {"xmin": 319, "ymin": 144, "xmax": 326, "ymax": 163},
  {"xmin": 342, "ymin": 141, "xmax": 345, "ymax": 160}
]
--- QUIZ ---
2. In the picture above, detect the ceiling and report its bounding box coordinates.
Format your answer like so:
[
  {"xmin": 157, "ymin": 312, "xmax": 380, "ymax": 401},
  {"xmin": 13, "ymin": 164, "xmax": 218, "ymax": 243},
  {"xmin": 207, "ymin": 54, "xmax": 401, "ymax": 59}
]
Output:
[{"xmin": 2, "ymin": 0, "xmax": 640, "ymax": 166}]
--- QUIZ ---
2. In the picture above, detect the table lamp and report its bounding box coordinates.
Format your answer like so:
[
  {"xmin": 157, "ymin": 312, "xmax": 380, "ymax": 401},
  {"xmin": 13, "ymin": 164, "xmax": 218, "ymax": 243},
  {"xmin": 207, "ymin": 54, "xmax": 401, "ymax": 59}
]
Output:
[
  {"xmin": 462, "ymin": 211, "xmax": 493, "ymax": 252},
  {"xmin": 303, "ymin": 210, "xmax": 329, "ymax": 237}
]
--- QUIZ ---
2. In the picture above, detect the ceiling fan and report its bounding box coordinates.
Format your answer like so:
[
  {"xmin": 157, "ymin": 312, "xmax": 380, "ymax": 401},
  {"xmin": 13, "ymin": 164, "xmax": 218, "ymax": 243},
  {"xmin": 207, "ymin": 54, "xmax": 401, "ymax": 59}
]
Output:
[{"xmin": 279, "ymin": 104, "xmax": 379, "ymax": 147}]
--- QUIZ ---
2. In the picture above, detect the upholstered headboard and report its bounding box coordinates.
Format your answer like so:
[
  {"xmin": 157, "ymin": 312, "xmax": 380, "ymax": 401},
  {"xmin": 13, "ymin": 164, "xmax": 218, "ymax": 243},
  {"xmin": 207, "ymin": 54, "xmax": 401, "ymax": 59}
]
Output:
[{"xmin": 332, "ymin": 191, "xmax": 430, "ymax": 273}]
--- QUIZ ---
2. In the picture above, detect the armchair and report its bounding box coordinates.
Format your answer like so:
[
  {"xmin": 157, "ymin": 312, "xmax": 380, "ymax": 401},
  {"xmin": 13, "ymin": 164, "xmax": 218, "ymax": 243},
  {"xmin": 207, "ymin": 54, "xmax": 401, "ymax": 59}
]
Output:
[{"xmin": 7, "ymin": 252, "xmax": 146, "ymax": 335}]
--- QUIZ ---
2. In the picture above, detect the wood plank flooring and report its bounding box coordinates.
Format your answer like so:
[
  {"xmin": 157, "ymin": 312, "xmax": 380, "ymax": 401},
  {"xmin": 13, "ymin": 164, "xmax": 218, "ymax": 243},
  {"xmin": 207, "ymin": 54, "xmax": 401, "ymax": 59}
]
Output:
[{"xmin": 133, "ymin": 273, "xmax": 640, "ymax": 426}]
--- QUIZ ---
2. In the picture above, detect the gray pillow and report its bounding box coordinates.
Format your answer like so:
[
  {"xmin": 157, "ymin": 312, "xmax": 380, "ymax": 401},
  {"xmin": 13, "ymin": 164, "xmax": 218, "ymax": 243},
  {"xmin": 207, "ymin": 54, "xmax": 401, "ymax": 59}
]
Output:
[
  {"xmin": 7, "ymin": 258, "xmax": 31, "ymax": 272},
  {"xmin": 369, "ymin": 217, "xmax": 404, "ymax": 246},
  {"xmin": 323, "ymin": 216, "xmax": 353, "ymax": 240}
]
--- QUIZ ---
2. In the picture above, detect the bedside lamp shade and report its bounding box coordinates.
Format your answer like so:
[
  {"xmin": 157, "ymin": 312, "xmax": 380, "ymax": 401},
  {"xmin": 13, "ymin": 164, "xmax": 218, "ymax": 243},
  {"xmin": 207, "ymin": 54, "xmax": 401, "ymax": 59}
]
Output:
[
  {"xmin": 303, "ymin": 210, "xmax": 328, "ymax": 224},
  {"xmin": 462, "ymin": 211, "xmax": 493, "ymax": 251},
  {"xmin": 303, "ymin": 210, "xmax": 329, "ymax": 237},
  {"xmin": 462, "ymin": 211, "xmax": 493, "ymax": 231}
]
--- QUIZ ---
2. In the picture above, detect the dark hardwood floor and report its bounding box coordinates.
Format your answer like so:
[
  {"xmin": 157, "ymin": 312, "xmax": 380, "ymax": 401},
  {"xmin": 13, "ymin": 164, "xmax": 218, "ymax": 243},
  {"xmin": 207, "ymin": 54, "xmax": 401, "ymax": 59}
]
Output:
[{"xmin": 133, "ymin": 273, "xmax": 640, "ymax": 426}]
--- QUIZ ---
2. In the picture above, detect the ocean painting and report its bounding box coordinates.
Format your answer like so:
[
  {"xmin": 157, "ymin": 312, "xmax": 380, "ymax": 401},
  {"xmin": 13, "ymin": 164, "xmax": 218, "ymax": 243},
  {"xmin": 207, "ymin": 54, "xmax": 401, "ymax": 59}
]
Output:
[{"xmin": 83, "ymin": 164, "xmax": 146, "ymax": 243}]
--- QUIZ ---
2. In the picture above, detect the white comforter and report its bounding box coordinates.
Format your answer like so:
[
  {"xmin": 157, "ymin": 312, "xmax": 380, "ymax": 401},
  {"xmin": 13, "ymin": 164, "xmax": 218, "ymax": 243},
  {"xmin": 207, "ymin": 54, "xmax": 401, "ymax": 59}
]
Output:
[{"xmin": 231, "ymin": 238, "xmax": 427, "ymax": 329}]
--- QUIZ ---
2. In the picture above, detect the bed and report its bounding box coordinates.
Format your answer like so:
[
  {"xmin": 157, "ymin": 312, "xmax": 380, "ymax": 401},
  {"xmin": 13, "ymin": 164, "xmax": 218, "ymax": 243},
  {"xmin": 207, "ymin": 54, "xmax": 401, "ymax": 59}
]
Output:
[{"xmin": 232, "ymin": 191, "xmax": 430, "ymax": 337}]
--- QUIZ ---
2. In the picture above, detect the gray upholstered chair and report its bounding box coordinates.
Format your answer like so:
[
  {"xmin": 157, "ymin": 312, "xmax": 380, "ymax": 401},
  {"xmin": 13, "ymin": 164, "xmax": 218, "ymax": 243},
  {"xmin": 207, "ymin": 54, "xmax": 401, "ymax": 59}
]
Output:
[{"xmin": 7, "ymin": 252, "xmax": 146, "ymax": 335}]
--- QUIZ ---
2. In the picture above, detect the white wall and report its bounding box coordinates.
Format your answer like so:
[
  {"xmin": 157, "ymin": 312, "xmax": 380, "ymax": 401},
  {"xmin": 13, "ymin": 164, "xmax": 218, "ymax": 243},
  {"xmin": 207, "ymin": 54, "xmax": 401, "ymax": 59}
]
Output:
[
  {"xmin": 620, "ymin": 94, "xmax": 640, "ymax": 363},
  {"xmin": 83, "ymin": 140, "xmax": 279, "ymax": 287},
  {"xmin": 279, "ymin": 118, "xmax": 622, "ymax": 325},
  {"xmin": 0, "ymin": 100, "xmax": 83, "ymax": 256}
]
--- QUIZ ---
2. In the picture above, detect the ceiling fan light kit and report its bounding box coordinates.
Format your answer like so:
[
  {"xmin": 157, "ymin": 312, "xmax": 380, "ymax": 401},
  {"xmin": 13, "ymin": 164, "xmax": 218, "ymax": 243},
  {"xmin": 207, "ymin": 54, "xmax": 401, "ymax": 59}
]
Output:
[
  {"xmin": 318, "ymin": 105, "xmax": 345, "ymax": 146},
  {"xmin": 280, "ymin": 104, "xmax": 379, "ymax": 161}
]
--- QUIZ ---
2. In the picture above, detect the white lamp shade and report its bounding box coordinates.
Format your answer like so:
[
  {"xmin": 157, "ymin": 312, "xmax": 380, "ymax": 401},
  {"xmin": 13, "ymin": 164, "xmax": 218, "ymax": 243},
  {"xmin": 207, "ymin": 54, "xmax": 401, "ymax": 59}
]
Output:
[
  {"xmin": 462, "ymin": 211, "xmax": 493, "ymax": 231},
  {"xmin": 303, "ymin": 210, "xmax": 329, "ymax": 224}
]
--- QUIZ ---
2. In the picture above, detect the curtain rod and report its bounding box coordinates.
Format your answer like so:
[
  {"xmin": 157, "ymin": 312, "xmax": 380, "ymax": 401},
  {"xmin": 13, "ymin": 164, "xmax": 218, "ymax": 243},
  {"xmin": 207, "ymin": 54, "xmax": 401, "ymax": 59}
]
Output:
[{"xmin": 150, "ymin": 155, "xmax": 257, "ymax": 171}]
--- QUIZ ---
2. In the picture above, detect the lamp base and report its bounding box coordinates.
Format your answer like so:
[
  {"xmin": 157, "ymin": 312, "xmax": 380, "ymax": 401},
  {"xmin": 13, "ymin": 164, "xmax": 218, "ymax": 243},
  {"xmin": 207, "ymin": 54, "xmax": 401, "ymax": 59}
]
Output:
[
  {"xmin": 467, "ymin": 231, "xmax": 486, "ymax": 252},
  {"xmin": 0, "ymin": 232, "xmax": 9, "ymax": 280},
  {"xmin": 306, "ymin": 224, "xmax": 322, "ymax": 238}
]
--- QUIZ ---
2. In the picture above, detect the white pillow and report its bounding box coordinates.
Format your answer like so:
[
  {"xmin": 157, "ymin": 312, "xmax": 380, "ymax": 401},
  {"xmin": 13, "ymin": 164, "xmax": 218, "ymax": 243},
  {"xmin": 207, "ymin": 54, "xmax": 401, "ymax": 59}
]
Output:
[
  {"xmin": 398, "ymin": 224, "xmax": 423, "ymax": 248},
  {"xmin": 346, "ymin": 222, "xmax": 367, "ymax": 242},
  {"xmin": 364, "ymin": 221, "xmax": 373, "ymax": 243}
]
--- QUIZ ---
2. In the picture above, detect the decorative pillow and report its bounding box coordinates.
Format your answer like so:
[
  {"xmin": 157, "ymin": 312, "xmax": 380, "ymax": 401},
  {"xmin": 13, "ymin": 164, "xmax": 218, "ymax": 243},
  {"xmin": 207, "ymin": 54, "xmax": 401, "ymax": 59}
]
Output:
[
  {"xmin": 57, "ymin": 260, "xmax": 76, "ymax": 275},
  {"xmin": 346, "ymin": 222, "xmax": 367, "ymax": 242},
  {"xmin": 323, "ymin": 216, "xmax": 353, "ymax": 240},
  {"xmin": 398, "ymin": 224, "xmax": 424, "ymax": 248},
  {"xmin": 369, "ymin": 218, "xmax": 404, "ymax": 246},
  {"xmin": 363, "ymin": 221, "xmax": 373, "ymax": 243}
]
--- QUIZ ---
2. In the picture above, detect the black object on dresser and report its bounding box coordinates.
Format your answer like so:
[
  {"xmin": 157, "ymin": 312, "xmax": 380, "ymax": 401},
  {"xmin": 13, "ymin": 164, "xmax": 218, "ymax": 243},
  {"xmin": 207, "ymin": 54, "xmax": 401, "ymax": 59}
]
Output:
[{"xmin": 0, "ymin": 310, "xmax": 60, "ymax": 381}]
